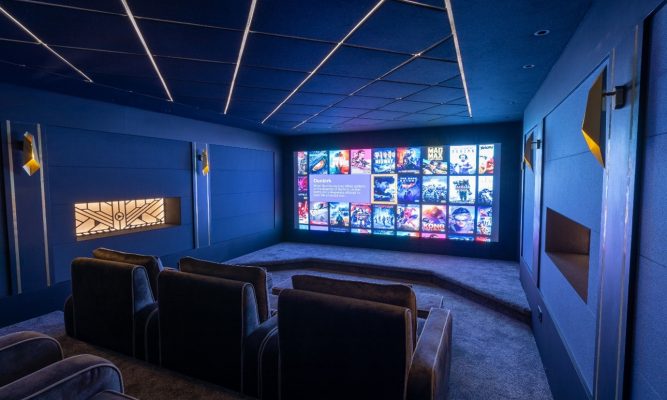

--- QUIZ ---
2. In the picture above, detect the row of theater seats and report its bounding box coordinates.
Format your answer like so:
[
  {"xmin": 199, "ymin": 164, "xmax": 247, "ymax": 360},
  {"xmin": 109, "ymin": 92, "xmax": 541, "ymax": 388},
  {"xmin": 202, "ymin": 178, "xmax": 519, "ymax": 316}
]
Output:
[
  {"xmin": 0, "ymin": 331, "xmax": 134, "ymax": 399},
  {"xmin": 64, "ymin": 248, "xmax": 453, "ymax": 400}
]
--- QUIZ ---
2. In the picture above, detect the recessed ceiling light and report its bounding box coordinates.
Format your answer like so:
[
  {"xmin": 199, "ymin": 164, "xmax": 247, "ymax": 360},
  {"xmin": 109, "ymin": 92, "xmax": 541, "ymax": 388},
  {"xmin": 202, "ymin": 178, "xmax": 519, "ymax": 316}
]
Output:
[
  {"xmin": 522, "ymin": 64, "xmax": 536, "ymax": 69},
  {"xmin": 120, "ymin": 0, "xmax": 173, "ymax": 102},
  {"xmin": 533, "ymin": 29, "xmax": 550, "ymax": 36}
]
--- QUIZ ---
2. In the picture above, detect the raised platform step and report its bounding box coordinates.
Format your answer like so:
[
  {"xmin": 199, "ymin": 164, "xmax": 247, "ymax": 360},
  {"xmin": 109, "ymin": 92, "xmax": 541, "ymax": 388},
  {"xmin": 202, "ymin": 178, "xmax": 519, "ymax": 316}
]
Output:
[{"xmin": 228, "ymin": 242, "xmax": 531, "ymax": 324}]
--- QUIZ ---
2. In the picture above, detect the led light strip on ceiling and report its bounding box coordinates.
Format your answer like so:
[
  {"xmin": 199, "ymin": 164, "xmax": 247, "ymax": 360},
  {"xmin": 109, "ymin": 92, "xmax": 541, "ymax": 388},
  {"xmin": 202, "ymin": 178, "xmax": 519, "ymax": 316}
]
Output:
[
  {"xmin": 261, "ymin": 0, "xmax": 386, "ymax": 124},
  {"xmin": 224, "ymin": 0, "xmax": 258, "ymax": 114},
  {"xmin": 120, "ymin": 0, "xmax": 173, "ymax": 102},
  {"xmin": 443, "ymin": 0, "xmax": 472, "ymax": 117},
  {"xmin": 0, "ymin": 5, "xmax": 93, "ymax": 82}
]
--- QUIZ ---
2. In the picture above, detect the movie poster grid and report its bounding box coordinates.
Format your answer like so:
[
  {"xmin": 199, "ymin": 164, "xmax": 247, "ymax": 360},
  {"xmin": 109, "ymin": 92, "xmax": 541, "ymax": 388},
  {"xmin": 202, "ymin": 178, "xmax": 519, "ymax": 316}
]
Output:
[{"xmin": 296, "ymin": 145, "xmax": 497, "ymax": 241}]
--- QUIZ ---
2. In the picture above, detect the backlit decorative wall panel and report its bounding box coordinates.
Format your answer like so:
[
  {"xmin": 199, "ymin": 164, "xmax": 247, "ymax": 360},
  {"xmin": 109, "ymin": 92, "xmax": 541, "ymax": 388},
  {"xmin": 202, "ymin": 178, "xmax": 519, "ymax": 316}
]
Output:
[{"xmin": 75, "ymin": 198, "xmax": 166, "ymax": 238}]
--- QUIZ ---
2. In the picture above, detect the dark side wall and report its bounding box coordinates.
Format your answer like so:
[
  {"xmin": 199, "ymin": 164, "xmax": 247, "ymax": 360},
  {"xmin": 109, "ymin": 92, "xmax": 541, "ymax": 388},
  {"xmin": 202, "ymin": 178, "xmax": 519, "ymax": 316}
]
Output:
[
  {"xmin": 282, "ymin": 122, "xmax": 522, "ymax": 261},
  {"xmin": 519, "ymin": 0, "xmax": 665, "ymax": 398},
  {"xmin": 0, "ymin": 83, "xmax": 282, "ymax": 327}
]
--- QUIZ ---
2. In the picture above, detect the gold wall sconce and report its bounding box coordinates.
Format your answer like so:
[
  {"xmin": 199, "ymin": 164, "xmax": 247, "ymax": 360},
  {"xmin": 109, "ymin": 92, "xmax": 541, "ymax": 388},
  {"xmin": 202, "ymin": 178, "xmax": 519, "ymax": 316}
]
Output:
[
  {"xmin": 523, "ymin": 132, "xmax": 540, "ymax": 170},
  {"xmin": 581, "ymin": 68, "xmax": 626, "ymax": 168},
  {"xmin": 198, "ymin": 149, "xmax": 210, "ymax": 176},
  {"xmin": 22, "ymin": 132, "xmax": 40, "ymax": 176}
]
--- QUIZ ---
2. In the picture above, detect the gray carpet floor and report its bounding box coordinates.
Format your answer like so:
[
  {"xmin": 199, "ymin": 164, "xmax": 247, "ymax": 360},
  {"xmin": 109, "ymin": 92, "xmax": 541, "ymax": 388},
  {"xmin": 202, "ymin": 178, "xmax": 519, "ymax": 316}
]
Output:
[
  {"xmin": 0, "ymin": 269, "xmax": 552, "ymax": 400},
  {"xmin": 227, "ymin": 242, "xmax": 530, "ymax": 314}
]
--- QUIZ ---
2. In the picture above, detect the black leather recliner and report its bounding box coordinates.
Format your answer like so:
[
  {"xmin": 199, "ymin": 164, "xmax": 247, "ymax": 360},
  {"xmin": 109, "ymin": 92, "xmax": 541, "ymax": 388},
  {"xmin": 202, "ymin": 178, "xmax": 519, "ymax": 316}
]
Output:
[
  {"xmin": 157, "ymin": 269, "xmax": 276, "ymax": 394},
  {"xmin": 64, "ymin": 257, "xmax": 158, "ymax": 360},
  {"xmin": 262, "ymin": 287, "xmax": 453, "ymax": 400},
  {"xmin": 0, "ymin": 331, "xmax": 134, "ymax": 399}
]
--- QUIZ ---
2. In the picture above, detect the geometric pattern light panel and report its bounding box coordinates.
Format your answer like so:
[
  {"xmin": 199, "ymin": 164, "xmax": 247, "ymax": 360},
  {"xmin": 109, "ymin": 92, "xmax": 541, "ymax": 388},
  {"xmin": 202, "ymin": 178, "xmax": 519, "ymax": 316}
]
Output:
[{"xmin": 75, "ymin": 198, "xmax": 165, "ymax": 238}]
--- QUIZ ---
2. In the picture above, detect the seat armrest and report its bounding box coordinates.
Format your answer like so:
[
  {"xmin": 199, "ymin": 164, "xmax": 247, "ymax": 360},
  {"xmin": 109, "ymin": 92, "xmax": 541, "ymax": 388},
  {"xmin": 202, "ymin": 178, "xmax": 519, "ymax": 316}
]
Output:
[
  {"xmin": 164, "ymin": 266, "xmax": 179, "ymax": 271},
  {"xmin": 64, "ymin": 295, "xmax": 74, "ymax": 337},
  {"xmin": 0, "ymin": 331, "xmax": 63, "ymax": 387},
  {"xmin": 243, "ymin": 315, "xmax": 278, "ymax": 397},
  {"xmin": 407, "ymin": 308, "xmax": 453, "ymax": 400},
  {"xmin": 0, "ymin": 354, "xmax": 123, "ymax": 399},
  {"xmin": 90, "ymin": 390, "xmax": 138, "ymax": 399},
  {"xmin": 134, "ymin": 303, "xmax": 159, "ymax": 361}
]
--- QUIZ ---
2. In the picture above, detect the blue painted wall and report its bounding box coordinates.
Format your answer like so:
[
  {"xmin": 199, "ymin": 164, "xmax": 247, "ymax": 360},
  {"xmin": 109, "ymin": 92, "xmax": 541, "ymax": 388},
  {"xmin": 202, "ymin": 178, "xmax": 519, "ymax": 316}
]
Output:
[
  {"xmin": 0, "ymin": 83, "xmax": 282, "ymax": 326},
  {"xmin": 629, "ymin": 4, "xmax": 667, "ymax": 399},
  {"xmin": 520, "ymin": 0, "xmax": 665, "ymax": 398}
]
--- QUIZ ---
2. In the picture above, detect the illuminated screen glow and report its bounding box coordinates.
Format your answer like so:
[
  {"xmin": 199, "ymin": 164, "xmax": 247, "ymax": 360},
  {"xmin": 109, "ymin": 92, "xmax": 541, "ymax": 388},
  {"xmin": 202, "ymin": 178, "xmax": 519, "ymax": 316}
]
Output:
[{"xmin": 295, "ymin": 144, "xmax": 500, "ymax": 242}]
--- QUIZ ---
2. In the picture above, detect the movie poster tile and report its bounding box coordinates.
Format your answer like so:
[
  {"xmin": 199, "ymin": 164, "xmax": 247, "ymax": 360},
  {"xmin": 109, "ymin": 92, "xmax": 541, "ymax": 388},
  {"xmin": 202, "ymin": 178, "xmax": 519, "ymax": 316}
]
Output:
[
  {"xmin": 476, "ymin": 206, "xmax": 493, "ymax": 236},
  {"xmin": 398, "ymin": 176, "xmax": 421, "ymax": 203},
  {"xmin": 478, "ymin": 144, "xmax": 495, "ymax": 175},
  {"xmin": 396, "ymin": 204, "xmax": 421, "ymax": 232},
  {"xmin": 372, "ymin": 205, "xmax": 396, "ymax": 230},
  {"xmin": 329, "ymin": 202, "xmax": 350, "ymax": 229},
  {"xmin": 297, "ymin": 201, "xmax": 309, "ymax": 224},
  {"xmin": 397, "ymin": 231, "xmax": 420, "ymax": 237},
  {"xmin": 396, "ymin": 147, "xmax": 421, "ymax": 174},
  {"xmin": 309, "ymin": 202, "xmax": 328, "ymax": 225},
  {"xmin": 351, "ymin": 149, "xmax": 372, "ymax": 174},
  {"xmin": 423, "ymin": 233, "xmax": 447, "ymax": 239},
  {"xmin": 309, "ymin": 151, "xmax": 328, "ymax": 174},
  {"xmin": 329, "ymin": 150, "xmax": 350, "ymax": 174},
  {"xmin": 422, "ymin": 176, "xmax": 447, "ymax": 204},
  {"xmin": 298, "ymin": 224, "xmax": 309, "ymax": 230},
  {"xmin": 448, "ymin": 176, "xmax": 476, "ymax": 204},
  {"xmin": 350, "ymin": 204, "xmax": 372, "ymax": 229},
  {"xmin": 477, "ymin": 176, "xmax": 493, "ymax": 206},
  {"xmin": 421, "ymin": 205, "xmax": 447, "ymax": 233},
  {"xmin": 449, "ymin": 145, "xmax": 477, "ymax": 175},
  {"xmin": 449, "ymin": 235, "xmax": 474, "ymax": 241},
  {"xmin": 297, "ymin": 176, "xmax": 308, "ymax": 193},
  {"xmin": 372, "ymin": 174, "xmax": 398, "ymax": 204},
  {"xmin": 351, "ymin": 228, "xmax": 371, "ymax": 234},
  {"xmin": 422, "ymin": 146, "xmax": 447, "ymax": 175},
  {"xmin": 475, "ymin": 236, "xmax": 491, "ymax": 242},
  {"xmin": 372, "ymin": 148, "xmax": 396, "ymax": 174},
  {"xmin": 373, "ymin": 230, "xmax": 395, "ymax": 236},
  {"xmin": 297, "ymin": 151, "xmax": 308, "ymax": 175},
  {"xmin": 310, "ymin": 225, "xmax": 328, "ymax": 232},
  {"xmin": 448, "ymin": 205, "xmax": 475, "ymax": 235}
]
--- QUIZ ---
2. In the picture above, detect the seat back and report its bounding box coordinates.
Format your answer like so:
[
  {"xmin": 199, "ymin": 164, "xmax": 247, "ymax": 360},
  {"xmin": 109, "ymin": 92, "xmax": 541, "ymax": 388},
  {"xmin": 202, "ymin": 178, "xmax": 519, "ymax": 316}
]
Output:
[
  {"xmin": 278, "ymin": 289, "xmax": 413, "ymax": 400},
  {"xmin": 179, "ymin": 256, "xmax": 271, "ymax": 322},
  {"xmin": 291, "ymin": 274, "xmax": 418, "ymax": 345},
  {"xmin": 93, "ymin": 248, "xmax": 164, "ymax": 299},
  {"xmin": 70, "ymin": 258, "xmax": 153, "ymax": 357},
  {"xmin": 157, "ymin": 269, "xmax": 260, "ymax": 391}
]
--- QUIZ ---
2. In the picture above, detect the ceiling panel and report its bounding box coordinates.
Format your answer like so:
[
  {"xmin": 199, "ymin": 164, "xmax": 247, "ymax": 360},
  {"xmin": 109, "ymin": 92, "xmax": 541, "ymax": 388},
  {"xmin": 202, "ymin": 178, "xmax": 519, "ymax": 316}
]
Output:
[
  {"xmin": 424, "ymin": 37, "xmax": 457, "ymax": 61},
  {"xmin": 355, "ymin": 80, "xmax": 427, "ymax": 99},
  {"xmin": 132, "ymin": 0, "xmax": 251, "ymax": 30},
  {"xmin": 380, "ymin": 100, "xmax": 437, "ymax": 112},
  {"xmin": 397, "ymin": 113, "xmax": 439, "ymax": 122},
  {"xmin": 235, "ymin": 66, "xmax": 307, "ymax": 91},
  {"xmin": 234, "ymin": 86, "xmax": 290, "ymax": 103},
  {"xmin": 1, "ymin": 1, "xmax": 142, "ymax": 53},
  {"xmin": 385, "ymin": 58, "xmax": 459, "ymax": 85},
  {"xmin": 290, "ymin": 92, "xmax": 346, "ymax": 107},
  {"xmin": 176, "ymin": 95, "xmax": 224, "ymax": 111},
  {"xmin": 0, "ymin": 13, "xmax": 34, "ymax": 41},
  {"xmin": 347, "ymin": 1, "xmax": 450, "ymax": 53},
  {"xmin": 0, "ymin": 40, "xmax": 82, "ymax": 79},
  {"xmin": 243, "ymin": 33, "xmax": 334, "ymax": 71},
  {"xmin": 405, "ymin": 85, "xmax": 463, "ymax": 103},
  {"xmin": 169, "ymin": 79, "xmax": 228, "ymax": 99},
  {"xmin": 301, "ymin": 74, "xmax": 371, "ymax": 95},
  {"xmin": 335, "ymin": 95, "xmax": 394, "ymax": 110},
  {"xmin": 93, "ymin": 74, "xmax": 165, "ymax": 98},
  {"xmin": 309, "ymin": 115, "xmax": 352, "ymax": 125},
  {"xmin": 279, "ymin": 103, "xmax": 327, "ymax": 115},
  {"xmin": 438, "ymin": 74, "xmax": 463, "ymax": 88},
  {"xmin": 138, "ymin": 19, "xmax": 241, "ymax": 62},
  {"xmin": 23, "ymin": 0, "xmax": 125, "ymax": 14},
  {"xmin": 320, "ymin": 107, "xmax": 369, "ymax": 118},
  {"xmin": 407, "ymin": 0, "xmax": 446, "ymax": 9},
  {"xmin": 269, "ymin": 113, "xmax": 311, "ymax": 123},
  {"xmin": 419, "ymin": 103, "xmax": 468, "ymax": 115},
  {"xmin": 57, "ymin": 48, "xmax": 154, "ymax": 77},
  {"xmin": 252, "ymin": 0, "xmax": 378, "ymax": 42},
  {"xmin": 361, "ymin": 110, "xmax": 409, "ymax": 120},
  {"xmin": 227, "ymin": 99, "xmax": 276, "ymax": 115},
  {"xmin": 154, "ymin": 57, "xmax": 234, "ymax": 83},
  {"xmin": 320, "ymin": 46, "xmax": 410, "ymax": 79}
]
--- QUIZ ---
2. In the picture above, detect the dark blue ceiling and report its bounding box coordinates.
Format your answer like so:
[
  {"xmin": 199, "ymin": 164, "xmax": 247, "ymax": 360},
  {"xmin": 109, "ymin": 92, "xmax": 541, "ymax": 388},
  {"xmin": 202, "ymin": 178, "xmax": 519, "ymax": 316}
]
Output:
[{"xmin": 0, "ymin": 0, "xmax": 591, "ymax": 135}]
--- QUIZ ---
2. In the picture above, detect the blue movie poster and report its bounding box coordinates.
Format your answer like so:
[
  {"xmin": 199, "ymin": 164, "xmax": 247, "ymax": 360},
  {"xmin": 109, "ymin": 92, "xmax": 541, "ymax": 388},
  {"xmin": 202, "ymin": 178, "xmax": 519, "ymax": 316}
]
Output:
[
  {"xmin": 398, "ymin": 176, "xmax": 420, "ymax": 203},
  {"xmin": 373, "ymin": 148, "xmax": 396, "ymax": 173},
  {"xmin": 309, "ymin": 151, "xmax": 328, "ymax": 174}
]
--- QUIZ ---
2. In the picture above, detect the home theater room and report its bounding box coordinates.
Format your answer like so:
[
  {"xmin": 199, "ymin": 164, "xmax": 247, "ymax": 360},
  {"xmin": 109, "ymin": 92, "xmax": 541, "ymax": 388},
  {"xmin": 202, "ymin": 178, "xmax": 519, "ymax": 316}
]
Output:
[{"xmin": 0, "ymin": 0, "xmax": 665, "ymax": 399}]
